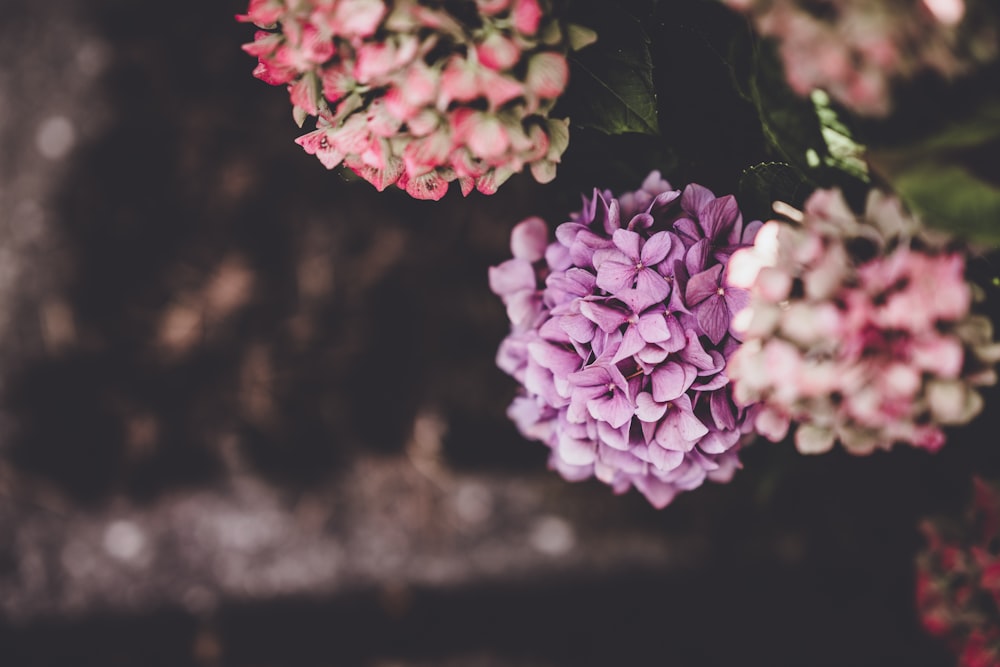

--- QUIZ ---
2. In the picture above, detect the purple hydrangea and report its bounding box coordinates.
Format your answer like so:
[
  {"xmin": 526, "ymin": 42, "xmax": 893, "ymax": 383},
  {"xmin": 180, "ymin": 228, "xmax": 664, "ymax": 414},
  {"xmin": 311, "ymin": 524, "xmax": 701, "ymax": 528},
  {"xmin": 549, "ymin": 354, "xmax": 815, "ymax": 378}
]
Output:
[{"xmin": 489, "ymin": 172, "xmax": 761, "ymax": 508}]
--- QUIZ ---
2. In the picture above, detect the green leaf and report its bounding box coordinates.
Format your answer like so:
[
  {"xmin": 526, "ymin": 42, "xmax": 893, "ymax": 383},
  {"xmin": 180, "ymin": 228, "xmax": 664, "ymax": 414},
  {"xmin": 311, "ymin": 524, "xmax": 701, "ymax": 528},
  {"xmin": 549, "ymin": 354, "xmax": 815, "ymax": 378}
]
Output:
[
  {"xmin": 738, "ymin": 162, "xmax": 813, "ymax": 223},
  {"xmin": 562, "ymin": 12, "xmax": 658, "ymax": 136},
  {"xmin": 892, "ymin": 164, "xmax": 1000, "ymax": 245}
]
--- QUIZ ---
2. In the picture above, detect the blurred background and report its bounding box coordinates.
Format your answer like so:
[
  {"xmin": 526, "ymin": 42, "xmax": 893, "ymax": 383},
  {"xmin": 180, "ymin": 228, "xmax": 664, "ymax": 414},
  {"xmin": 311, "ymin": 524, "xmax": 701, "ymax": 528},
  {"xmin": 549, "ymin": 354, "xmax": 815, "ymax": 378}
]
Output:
[{"xmin": 0, "ymin": 0, "xmax": 997, "ymax": 665}]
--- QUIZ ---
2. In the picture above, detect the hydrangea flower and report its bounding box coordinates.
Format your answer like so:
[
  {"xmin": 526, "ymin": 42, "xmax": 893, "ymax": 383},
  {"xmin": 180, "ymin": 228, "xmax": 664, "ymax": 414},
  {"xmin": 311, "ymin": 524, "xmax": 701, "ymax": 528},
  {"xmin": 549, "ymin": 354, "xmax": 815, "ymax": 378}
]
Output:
[
  {"xmin": 727, "ymin": 188, "xmax": 1000, "ymax": 455},
  {"xmin": 489, "ymin": 171, "xmax": 761, "ymax": 508},
  {"xmin": 239, "ymin": 0, "xmax": 593, "ymax": 200},
  {"xmin": 917, "ymin": 478, "xmax": 1000, "ymax": 667},
  {"xmin": 722, "ymin": 0, "xmax": 999, "ymax": 116}
]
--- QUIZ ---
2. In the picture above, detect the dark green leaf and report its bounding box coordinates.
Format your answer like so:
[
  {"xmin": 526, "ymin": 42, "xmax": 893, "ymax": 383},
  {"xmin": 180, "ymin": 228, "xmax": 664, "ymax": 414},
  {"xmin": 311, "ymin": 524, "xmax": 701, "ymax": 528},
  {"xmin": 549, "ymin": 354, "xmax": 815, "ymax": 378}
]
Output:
[
  {"xmin": 738, "ymin": 162, "xmax": 812, "ymax": 223},
  {"xmin": 561, "ymin": 12, "xmax": 658, "ymax": 136}
]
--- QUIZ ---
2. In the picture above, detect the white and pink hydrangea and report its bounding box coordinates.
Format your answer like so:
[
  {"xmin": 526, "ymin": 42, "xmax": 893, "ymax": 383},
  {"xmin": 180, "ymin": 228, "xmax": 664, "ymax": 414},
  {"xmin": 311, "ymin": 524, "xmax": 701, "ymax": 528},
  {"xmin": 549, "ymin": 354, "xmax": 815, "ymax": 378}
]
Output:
[
  {"xmin": 723, "ymin": 0, "xmax": 999, "ymax": 117},
  {"xmin": 727, "ymin": 187, "xmax": 1000, "ymax": 455},
  {"xmin": 239, "ymin": 0, "xmax": 590, "ymax": 200}
]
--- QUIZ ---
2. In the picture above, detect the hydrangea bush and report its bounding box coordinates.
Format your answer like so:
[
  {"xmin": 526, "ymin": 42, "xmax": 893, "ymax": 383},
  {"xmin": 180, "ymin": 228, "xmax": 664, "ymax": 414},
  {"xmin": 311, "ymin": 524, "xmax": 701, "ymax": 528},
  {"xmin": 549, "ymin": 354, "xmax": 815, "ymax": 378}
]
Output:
[
  {"xmin": 918, "ymin": 478, "xmax": 1000, "ymax": 667},
  {"xmin": 239, "ymin": 0, "xmax": 591, "ymax": 200},
  {"xmin": 726, "ymin": 188, "xmax": 1000, "ymax": 455},
  {"xmin": 489, "ymin": 172, "xmax": 761, "ymax": 507}
]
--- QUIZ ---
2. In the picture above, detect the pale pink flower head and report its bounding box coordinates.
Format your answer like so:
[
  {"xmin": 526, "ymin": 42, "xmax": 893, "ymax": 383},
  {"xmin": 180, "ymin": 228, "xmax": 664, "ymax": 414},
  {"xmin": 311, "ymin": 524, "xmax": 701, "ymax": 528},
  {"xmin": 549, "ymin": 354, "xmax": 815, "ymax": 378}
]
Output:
[
  {"xmin": 239, "ymin": 0, "xmax": 587, "ymax": 199},
  {"xmin": 728, "ymin": 188, "xmax": 1000, "ymax": 456}
]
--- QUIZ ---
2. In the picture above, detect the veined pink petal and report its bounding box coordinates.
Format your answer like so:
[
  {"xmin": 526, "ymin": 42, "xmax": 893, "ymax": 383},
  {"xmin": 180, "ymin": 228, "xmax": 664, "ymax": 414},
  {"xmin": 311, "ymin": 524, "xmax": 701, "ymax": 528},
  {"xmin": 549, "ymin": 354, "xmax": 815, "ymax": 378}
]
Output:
[{"xmin": 401, "ymin": 169, "xmax": 450, "ymax": 200}]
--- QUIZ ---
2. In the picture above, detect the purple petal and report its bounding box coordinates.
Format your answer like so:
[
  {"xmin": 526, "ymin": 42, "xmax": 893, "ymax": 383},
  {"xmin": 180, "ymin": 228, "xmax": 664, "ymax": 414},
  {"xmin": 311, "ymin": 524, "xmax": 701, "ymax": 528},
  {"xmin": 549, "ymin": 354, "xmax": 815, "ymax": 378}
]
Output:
[
  {"xmin": 611, "ymin": 228, "xmax": 642, "ymax": 261},
  {"xmin": 557, "ymin": 437, "xmax": 596, "ymax": 465},
  {"xmin": 692, "ymin": 372, "xmax": 729, "ymax": 391},
  {"xmin": 671, "ymin": 399, "xmax": 710, "ymax": 441},
  {"xmin": 681, "ymin": 182, "xmax": 716, "ymax": 216},
  {"xmin": 634, "ymin": 269, "xmax": 672, "ymax": 305},
  {"xmin": 640, "ymin": 231, "xmax": 673, "ymax": 266},
  {"xmin": 651, "ymin": 361, "xmax": 697, "ymax": 402},
  {"xmin": 637, "ymin": 311, "xmax": 670, "ymax": 343},
  {"xmin": 505, "ymin": 291, "xmax": 541, "ymax": 328},
  {"xmin": 613, "ymin": 324, "xmax": 647, "ymax": 363},
  {"xmin": 627, "ymin": 212, "xmax": 654, "ymax": 231},
  {"xmin": 648, "ymin": 443, "xmax": 685, "ymax": 471},
  {"xmin": 679, "ymin": 330, "xmax": 715, "ymax": 369},
  {"xmin": 698, "ymin": 428, "xmax": 740, "ymax": 454},
  {"xmin": 595, "ymin": 260, "xmax": 637, "ymax": 294},
  {"xmin": 554, "ymin": 222, "xmax": 587, "ymax": 248},
  {"xmin": 686, "ymin": 264, "xmax": 723, "ymax": 306},
  {"xmin": 635, "ymin": 391, "xmax": 667, "ymax": 422},
  {"xmin": 709, "ymin": 388, "xmax": 736, "ymax": 431},
  {"xmin": 579, "ymin": 300, "xmax": 629, "ymax": 333},
  {"xmin": 695, "ymin": 295, "xmax": 729, "ymax": 345},
  {"xmin": 529, "ymin": 341, "xmax": 582, "ymax": 376},
  {"xmin": 559, "ymin": 312, "xmax": 596, "ymax": 343},
  {"xmin": 589, "ymin": 391, "xmax": 634, "ymax": 429},
  {"xmin": 597, "ymin": 420, "xmax": 632, "ymax": 451},
  {"xmin": 568, "ymin": 365, "xmax": 612, "ymax": 388},
  {"xmin": 685, "ymin": 238, "xmax": 711, "ymax": 276},
  {"xmin": 633, "ymin": 476, "xmax": 679, "ymax": 509},
  {"xmin": 672, "ymin": 217, "xmax": 703, "ymax": 247},
  {"xmin": 699, "ymin": 195, "xmax": 739, "ymax": 240},
  {"xmin": 723, "ymin": 285, "xmax": 750, "ymax": 316},
  {"xmin": 615, "ymin": 288, "xmax": 658, "ymax": 314},
  {"xmin": 488, "ymin": 259, "xmax": 535, "ymax": 297},
  {"xmin": 510, "ymin": 217, "xmax": 549, "ymax": 261}
]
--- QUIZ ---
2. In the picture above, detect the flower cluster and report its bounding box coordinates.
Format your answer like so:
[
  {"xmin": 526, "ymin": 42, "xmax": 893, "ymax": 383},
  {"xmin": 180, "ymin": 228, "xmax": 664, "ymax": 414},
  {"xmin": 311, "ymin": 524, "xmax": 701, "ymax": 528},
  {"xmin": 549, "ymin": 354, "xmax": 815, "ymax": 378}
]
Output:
[
  {"xmin": 727, "ymin": 188, "xmax": 1000, "ymax": 455},
  {"xmin": 917, "ymin": 478, "xmax": 1000, "ymax": 667},
  {"xmin": 723, "ymin": 0, "xmax": 999, "ymax": 116},
  {"xmin": 239, "ymin": 0, "xmax": 589, "ymax": 200},
  {"xmin": 489, "ymin": 171, "xmax": 760, "ymax": 508}
]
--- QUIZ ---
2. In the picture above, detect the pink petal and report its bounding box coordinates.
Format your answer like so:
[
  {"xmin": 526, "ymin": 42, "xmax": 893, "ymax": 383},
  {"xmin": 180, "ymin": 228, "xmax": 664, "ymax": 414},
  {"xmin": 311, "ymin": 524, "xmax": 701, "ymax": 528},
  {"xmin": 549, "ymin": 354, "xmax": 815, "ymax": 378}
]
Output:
[{"xmin": 595, "ymin": 260, "xmax": 637, "ymax": 295}]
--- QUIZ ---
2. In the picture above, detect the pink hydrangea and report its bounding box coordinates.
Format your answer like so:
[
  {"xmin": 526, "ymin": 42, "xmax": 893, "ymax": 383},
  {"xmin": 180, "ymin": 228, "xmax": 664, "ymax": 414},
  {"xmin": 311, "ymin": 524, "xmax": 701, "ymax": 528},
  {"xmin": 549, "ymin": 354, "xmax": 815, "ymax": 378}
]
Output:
[
  {"xmin": 723, "ymin": 0, "xmax": 999, "ymax": 116},
  {"xmin": 727, "ymin": 188, "xmax": 1000, "ymax": 455},
  {"xmin": 490, "ymin": 172, "xmax": 761, "ymax": 508},
  {"xmin": 239, "ymin": 0, "xmax": 590, "ymax": 199}
]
